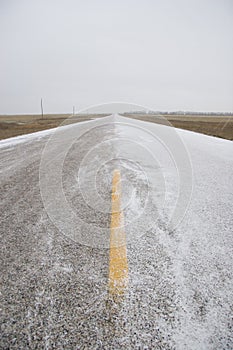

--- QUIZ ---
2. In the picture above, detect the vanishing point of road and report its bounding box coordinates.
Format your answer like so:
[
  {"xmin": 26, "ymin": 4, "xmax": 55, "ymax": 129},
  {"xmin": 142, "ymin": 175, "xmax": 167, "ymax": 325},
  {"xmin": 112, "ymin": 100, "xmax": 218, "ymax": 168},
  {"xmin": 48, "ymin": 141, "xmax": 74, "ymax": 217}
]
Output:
[{"xmin": 1, "ymin": 115, "xmax": 232, "ymax": 349}]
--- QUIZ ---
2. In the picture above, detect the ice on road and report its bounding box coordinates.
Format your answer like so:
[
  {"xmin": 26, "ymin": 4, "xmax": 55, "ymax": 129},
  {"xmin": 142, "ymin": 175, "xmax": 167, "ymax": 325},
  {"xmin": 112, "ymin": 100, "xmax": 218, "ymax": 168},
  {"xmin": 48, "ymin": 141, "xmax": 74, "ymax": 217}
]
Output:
[{"xmin": 0, "ymin": 115, "xmax": 232, "ymax": 349}]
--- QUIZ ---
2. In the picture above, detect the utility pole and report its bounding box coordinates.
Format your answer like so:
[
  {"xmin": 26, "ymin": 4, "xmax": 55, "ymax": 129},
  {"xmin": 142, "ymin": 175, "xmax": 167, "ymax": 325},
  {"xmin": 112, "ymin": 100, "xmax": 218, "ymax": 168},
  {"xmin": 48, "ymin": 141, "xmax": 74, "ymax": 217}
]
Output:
[
  {"xmin": 41, "ymin": 98, "xmax": 44, "ymax": 119},
  {"xmin": 73, "ymin": 105, "xmax": 75, "ymax": 116}
]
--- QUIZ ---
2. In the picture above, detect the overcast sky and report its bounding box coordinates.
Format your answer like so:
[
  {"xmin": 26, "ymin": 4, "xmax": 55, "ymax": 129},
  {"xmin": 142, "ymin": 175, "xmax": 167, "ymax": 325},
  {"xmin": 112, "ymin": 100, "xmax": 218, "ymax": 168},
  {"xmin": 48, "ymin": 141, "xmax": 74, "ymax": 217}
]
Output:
[{"xmin": 0, "ymin": 0, "xmax": 232, "ymax": 114}]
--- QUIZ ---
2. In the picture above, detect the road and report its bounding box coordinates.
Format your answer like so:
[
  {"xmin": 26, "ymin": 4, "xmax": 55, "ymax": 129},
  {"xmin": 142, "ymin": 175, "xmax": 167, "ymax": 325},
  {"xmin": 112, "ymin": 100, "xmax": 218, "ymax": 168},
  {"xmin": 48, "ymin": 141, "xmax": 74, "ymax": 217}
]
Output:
[{"xmin": 0, "ymin": 115, "xmax": 232, "ymax": 349}]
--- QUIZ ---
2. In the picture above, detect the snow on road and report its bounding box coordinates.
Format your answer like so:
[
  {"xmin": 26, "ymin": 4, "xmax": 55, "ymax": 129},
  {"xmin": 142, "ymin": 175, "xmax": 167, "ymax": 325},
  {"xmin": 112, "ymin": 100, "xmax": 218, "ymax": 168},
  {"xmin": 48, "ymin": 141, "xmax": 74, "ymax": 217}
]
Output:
[{"xmin": 0, "ymin": 115, "xmax": 232, "ymax": 349}]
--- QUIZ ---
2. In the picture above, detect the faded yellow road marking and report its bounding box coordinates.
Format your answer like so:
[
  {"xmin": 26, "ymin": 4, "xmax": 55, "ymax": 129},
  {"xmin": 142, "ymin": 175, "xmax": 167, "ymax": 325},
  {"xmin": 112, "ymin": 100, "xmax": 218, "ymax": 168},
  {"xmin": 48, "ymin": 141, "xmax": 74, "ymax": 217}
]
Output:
[{"xmin": 109, "ymin": 169, "xmax": 128, "ymax": 297}]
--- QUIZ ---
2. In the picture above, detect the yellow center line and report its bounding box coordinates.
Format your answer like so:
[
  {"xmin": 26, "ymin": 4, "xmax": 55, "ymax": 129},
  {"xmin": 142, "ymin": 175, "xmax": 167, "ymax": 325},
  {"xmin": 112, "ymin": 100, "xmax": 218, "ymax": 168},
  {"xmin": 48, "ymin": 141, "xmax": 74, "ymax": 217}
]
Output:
[{"xmin": 109, "ymin": 169, "xmax": 128, "ymax": 298}]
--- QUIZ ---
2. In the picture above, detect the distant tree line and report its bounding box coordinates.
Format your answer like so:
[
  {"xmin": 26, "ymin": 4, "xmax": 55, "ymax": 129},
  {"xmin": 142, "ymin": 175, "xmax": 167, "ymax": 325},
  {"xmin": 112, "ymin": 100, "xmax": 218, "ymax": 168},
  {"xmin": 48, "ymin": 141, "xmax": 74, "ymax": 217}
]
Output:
[{"xmin": 125, "ymin": 111, "xmax": 233, "ymax": 116}]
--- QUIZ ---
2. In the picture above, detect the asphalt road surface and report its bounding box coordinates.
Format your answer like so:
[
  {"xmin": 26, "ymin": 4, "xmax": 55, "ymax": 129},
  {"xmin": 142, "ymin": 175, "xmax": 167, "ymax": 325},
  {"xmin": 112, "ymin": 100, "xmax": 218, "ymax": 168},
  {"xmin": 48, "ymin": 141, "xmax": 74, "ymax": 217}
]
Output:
[{"xmin": 1, "ymin": 115, "xmax": 232, "ymax": 349}]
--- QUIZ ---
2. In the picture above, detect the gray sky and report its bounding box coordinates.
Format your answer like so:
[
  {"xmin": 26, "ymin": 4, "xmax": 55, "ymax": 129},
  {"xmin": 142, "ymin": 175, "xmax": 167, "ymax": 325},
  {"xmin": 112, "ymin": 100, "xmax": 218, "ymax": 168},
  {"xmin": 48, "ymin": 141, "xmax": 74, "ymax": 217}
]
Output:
[{"xmin": 0, "ymin": 0, "xmax": 232, "ymax": 114}]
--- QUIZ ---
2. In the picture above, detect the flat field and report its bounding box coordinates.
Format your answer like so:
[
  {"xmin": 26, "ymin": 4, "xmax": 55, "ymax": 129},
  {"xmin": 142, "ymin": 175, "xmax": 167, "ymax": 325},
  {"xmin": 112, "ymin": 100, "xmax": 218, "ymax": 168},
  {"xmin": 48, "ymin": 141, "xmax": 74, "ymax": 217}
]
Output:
[
  {"xmin": 0, "ymin": 113, "xmax": 232, "ymax": 141},
  {"xmin": 126, "ymin": 114, "xmax": 233, "ymax": 141}
]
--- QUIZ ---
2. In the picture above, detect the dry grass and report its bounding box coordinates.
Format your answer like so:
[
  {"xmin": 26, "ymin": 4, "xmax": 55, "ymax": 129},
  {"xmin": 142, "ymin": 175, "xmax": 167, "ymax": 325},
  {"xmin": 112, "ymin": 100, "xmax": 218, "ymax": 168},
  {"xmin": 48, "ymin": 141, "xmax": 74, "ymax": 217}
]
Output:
[
  {"xmin": 0, "ymin": 114, "xmax": 102, "ymax": 140},
  {"xmin": 0, "ymin": 113, "xmax": 232, "ymax": 141},
  {"xmin": 125, "ymin": 114, "xmax": 233, "ymax": 141},
  {"xmin": 168, "ymin": 118, "xmax": 233, "ymax": 140}
]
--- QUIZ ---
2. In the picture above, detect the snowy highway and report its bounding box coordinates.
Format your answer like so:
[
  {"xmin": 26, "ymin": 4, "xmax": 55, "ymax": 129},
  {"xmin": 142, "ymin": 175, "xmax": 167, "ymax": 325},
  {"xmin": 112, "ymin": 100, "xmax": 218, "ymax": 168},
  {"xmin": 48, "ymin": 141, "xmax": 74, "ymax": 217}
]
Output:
[{"xmin": 1, "ymin": 115, "xmax": 233, "ymax": 349}]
